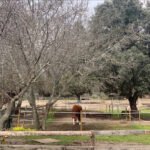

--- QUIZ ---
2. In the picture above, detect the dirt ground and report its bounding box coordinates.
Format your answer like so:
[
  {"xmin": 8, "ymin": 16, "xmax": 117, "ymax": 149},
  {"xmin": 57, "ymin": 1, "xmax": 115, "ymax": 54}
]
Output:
[
  {"xmin": 18, "ymin": 98, "xmax": 150, "ymax": 149},
  {"xmin": 46, "ymin": 115, "xmax": 150, "ymax": 131},
  {"xmin": 21, "ymin": 98, "xmax": 150, "ymax": 130},
  {"xmin": 37, "ymin": 98, "xmax": 150, "ymax": 131}
]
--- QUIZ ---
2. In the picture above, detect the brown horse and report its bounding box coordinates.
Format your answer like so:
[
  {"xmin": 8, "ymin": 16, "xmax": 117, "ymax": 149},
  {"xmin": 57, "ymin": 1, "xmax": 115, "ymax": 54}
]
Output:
[{"xmin": 72, "ymin": 104, "xmax": 82, "ymax": 125}]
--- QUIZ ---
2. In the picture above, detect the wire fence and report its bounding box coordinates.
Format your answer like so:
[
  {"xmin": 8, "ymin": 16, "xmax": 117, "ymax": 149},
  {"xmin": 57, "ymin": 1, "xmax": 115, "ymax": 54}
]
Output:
[{"xmin": 13, "ymin": 107, "xmax": 150, "ymax": 129}]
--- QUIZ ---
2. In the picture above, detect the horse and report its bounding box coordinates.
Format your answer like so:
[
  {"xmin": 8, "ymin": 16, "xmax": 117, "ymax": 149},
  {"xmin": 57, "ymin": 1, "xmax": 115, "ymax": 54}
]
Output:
[{"xmin": 72, "ymin": 104, "xmax": 82, "ymax": 125}]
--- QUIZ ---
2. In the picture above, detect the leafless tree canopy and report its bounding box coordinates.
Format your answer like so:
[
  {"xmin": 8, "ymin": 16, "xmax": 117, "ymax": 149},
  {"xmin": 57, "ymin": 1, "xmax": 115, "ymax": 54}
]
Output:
[
  {"xmin": 0, "ymin": 0, "xmax": 88, "ymax": 129},
  {"xmin": 0, "ymin": 0, "xmax": 88, "ymax": 97}
]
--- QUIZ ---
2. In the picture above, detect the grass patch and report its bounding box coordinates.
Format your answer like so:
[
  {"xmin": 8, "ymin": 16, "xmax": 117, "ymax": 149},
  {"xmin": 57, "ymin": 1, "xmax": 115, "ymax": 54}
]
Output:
[
  {"xmin": 108, "ymin": 109, "xmax": 150, "ymax": 120},
  {"xmin": 13, "ymin": 135, "xmax": 90, "ymax": 145},
  {"xmin": 96, "ymin": 134, "xmax": 150, "ymax": 144},
  {"xmin": 45, "ymin": 111, "xmax": 55, "ymax": 129},
  {"xmin": 140, "ymin": 110, "xmax": 150, "ymax": 120},
  {"xmin": 46, "ymin": 112, "xmax": 55, "ymax": 123},
  {"xmin": 130, "ymin": 124, "xmax": 150, "ymax": 130},
  {"xmin": 140, "ymin": 109, "xmax": 150, "ymax": 113},
  {"xmin": 110, "ymin": 124, "xmax": 150, "ymax": 130},
  {"xmin": 49, "ymin": 135, "xmax": 90, "ymax": 145},
  {"xmin": 88, "ymin": 122, "xmax": 150, "ymax": 130},
  {"xmin": 111, "ymin": 112, "xmax": 122, "ymax": 120},
  {"xmin": 11, "ymin": 134, "xmax": 150, "ymax": 145}
]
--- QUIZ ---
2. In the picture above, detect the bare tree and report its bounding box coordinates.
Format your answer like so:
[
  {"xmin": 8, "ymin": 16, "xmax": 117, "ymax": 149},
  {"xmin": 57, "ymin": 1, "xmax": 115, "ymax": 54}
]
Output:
[{"xmin": 0, "ymin": 0, "xmax": 88, "ymax": 130}]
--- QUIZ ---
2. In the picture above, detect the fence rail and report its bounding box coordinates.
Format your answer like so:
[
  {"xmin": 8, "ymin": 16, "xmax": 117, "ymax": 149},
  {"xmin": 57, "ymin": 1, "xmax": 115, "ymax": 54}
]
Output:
[
  {"xmin": 1, "ymin": 130, "xmax": 150, "ymax": 148},
  {"xmin": 9, "ymin": 106, "xmax": 150, "ymax": 130}
]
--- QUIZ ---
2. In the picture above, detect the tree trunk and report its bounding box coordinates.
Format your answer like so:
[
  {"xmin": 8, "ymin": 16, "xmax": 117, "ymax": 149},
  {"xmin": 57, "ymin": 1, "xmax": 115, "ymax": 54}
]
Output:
[
  {"xmin": 128, "ymin": 95, "xmax": 139, "ymax": 119},
  {"xmin": 41, "ymin": 99, "xmax": 58, "ymax": 130},
  {"xmin": 28, "ymin": 87, "xmax": 41, "ymax": 130},
  {"xmin": 42, "ymin": 104, "xmax": 50, "ymax": 131},
  {"xmin": 77, "ymin": 95, "xmax": 81, "ymax": 103},
  {"xmin": 0, "ymin": 70, "xmax": 48, "ymax": 130},
  {"xmin": 15, "ymin": 98, "xmax": 22, "ymax": 114},
  {"xmin": 0, "ymin": 101, "xmax": 15, "ymax": 130},
  {"xmin": 32, "ymin": 104, "xmax": 41, "ymax": 130}
]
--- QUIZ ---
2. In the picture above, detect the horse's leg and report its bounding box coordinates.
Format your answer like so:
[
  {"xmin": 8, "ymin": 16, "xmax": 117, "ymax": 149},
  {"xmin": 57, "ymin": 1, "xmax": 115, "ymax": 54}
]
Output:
[
  {"xmin": 72, "ymin": 114, "xmax": 78, "ymax": 125},
  {"xmin": 72, "ymin": 117, "xmax": 75, "ymax": 125},
  {"xmin": 76, "ymin": 113, "xmax": 80, "ymax": 124}
]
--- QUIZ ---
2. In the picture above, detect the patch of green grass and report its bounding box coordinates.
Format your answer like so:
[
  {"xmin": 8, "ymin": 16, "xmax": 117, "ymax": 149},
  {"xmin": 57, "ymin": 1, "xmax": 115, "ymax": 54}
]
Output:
[
  {"xmin": 93, "ymin": 123, "xmax": 150, "ymax": 130},
  {"xmin": 14, "ymin": 135, "xmax": 90, "ymax": 145},
  {"xmin": 14, "ymin": 134, "xmax": 150, "ymax": 145},
  {"xmin": 13, "ymin": 135, "xmax": 47, "ymax": 141},
  {"xmin": 112, "ymin": 124, "xmax": 150, "ymax": 130},
  {"xmin": 141, "ymin": 109, "xmax": 150, "ymax": 113},
  {"xmin": 46, "ymin": 112, "xmax": 55, "ymax": 123},
  {"xmin": 96, "ymin": 134, "xmax": 150, "ymax": 144},
  {"xmin": 49, "ymin": 135, "xmax": 90, "ymax": 145},
  {"xmin": 130, "ymin": 125, "xmax": 150, "ymax": 130},
  {"xmin": 140, "ymin": 110, "xmax": 150, "ymax": 119},
  {"xmin": 111, "ymin": 113, "xmax": 121, "ymax": 120}
]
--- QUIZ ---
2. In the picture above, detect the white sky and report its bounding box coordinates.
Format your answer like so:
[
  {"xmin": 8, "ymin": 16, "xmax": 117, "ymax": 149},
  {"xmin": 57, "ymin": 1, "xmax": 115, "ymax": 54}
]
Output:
[{"xmin": 88, "ymin": 0, "xmax": 104, "ymax": 15}]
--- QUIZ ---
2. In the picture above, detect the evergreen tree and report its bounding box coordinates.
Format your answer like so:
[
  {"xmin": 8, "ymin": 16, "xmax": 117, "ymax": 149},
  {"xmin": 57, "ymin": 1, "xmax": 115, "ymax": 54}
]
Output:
[{"xmin": 89, "ymin": 0, "xmax": 150, "ymax": 117}]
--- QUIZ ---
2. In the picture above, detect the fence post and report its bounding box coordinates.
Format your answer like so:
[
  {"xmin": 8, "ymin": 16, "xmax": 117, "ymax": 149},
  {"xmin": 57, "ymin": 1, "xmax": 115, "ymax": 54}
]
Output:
[
  {"xmin": 17, "ymin": 109, "xmax": 20, "ymax": 126},
  {"xmin": 109, "ymin": 105, "xmax": 110, "ymax": 113},
  {"xmin": 129, "ymin": 111, "xmax": 131, "ymax": 121},
  {"xmin": 91, "ymin": 131, "xmax": 95, "ymax": 150},
  {"xmin": 117, "ymin": 105, "xmax": 120, "ymax": 119},
  {"xmin": 32, "ymin": 109, "xmax": 34, "ymax": 125},
  {"xmin": 85, "ymin": 107, "xmax": 87, "ymax": 118},
  {"xmin": 139, "ymin": 110, "xmax": 141, "ymax": 121},
  {"xmin": 80, "ymin": 111, "xmax": 83, "ymax": 131},
  {"xmin": 111, "ymin": 104, "xmax": 113, "ymax": 120},
  {"xmin": 106, "ymin": 104, "xmax": 108, "ymax": 113},
  {"xmin": 23, "ymin": 106, "xmax": 27, "ymax": 127}
]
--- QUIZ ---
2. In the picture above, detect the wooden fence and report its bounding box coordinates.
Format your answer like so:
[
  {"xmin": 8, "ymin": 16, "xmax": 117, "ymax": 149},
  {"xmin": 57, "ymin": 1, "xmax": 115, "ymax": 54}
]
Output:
[{"xmin": 1, "ymin": 130, "xmax": 150, "ymax": 148}]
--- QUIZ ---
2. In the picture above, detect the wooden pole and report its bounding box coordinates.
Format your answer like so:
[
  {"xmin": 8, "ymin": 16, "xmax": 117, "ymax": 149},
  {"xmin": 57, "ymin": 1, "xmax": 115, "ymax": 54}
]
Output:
[
  {"xmin": 90, "ymin": 132, "xmax": 95, "ymax": 150},
  {"xmin": 17, "ymin": 109, "xmax": 20, "ymax": 126},
  {"xmin": 129, "ymin": 111, "xmax": 131, "ymax": 121},
  {"xmin": 111, "ymin": 98, "xmax": 113, "ymax": 113},
  {"xmin": 106, "ymin": 104, "xmax": 108, "ymax": 113},
  {"xmin": 125, "ymin": 107, "xmax": 128, "ymax": 121},
  {"xmin": 109, "ymin": 105, "xmax": 110, "ymax": 113},
  {"xmin": 84, "ymin": 107, "xmax": 86, "ymax": 118},
  {"xmin": 117, "ymin": 105, "xmax": 120, "ymax": 119},
  {"xmin": 80, "ymin": 111, "xmax": 83, "ymax": 131},
  {"xmin": 139, "ymin": 110, "xmax": 141, "ymax": 121},
  {"xmin": 23, "ymin": 106, "xmax": 27, "ymax": 127},
  {"xmin": 32, "ymin": 107, "xmax": 34, "ymax": 125}
]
